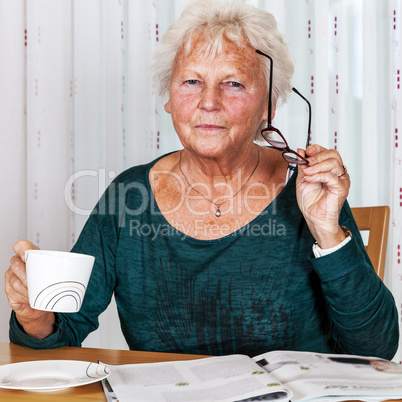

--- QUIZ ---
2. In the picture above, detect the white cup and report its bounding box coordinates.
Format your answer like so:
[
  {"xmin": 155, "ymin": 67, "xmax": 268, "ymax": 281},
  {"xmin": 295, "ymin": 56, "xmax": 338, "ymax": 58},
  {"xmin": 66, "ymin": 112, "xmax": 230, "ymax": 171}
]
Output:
[{"xmin": 25, "ymin": 250, "xmax": 95, "ymax": 313}]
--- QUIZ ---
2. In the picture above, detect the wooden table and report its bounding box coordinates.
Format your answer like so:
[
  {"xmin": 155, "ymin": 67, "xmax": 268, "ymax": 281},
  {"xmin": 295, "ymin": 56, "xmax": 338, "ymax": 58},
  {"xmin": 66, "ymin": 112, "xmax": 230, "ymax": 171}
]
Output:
[
  {"xmin": 0, "ymin": 342, "xmax": 207, "ymax": 401},
  {"xmin": 0, "ymin": 342, "xmax": 401, "ymax": 401}
]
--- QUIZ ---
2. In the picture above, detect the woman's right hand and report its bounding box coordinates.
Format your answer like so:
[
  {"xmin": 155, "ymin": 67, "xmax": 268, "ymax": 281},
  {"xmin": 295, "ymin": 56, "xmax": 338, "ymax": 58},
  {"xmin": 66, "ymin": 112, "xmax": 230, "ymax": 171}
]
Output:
[{"xmin": 5, "ymin": 240, "xmax": 56, "ymax": 339}]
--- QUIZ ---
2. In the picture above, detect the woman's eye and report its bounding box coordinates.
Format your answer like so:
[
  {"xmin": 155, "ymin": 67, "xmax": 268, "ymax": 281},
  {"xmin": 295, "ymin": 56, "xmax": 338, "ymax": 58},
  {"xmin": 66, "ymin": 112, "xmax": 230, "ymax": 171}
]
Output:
[
  {"xmin": 185, "ymin": 79, "xmax": 199, "ymax": 85},
  {"xmin": 222, "ymin": 81, "xmax": 243, "ymax": 89}
]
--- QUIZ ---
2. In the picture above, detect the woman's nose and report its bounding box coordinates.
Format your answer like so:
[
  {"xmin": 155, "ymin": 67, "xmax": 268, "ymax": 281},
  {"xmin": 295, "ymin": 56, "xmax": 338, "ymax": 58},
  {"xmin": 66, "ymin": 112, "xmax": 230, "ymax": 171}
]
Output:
[{"xmin": 199, "ymin": 86, "xmax": 221, "ymax": 112}]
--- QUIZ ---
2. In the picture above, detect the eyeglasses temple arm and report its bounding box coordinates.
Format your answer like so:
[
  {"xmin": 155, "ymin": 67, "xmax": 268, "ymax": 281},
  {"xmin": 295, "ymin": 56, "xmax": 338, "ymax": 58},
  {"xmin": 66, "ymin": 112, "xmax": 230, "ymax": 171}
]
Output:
[
  {"xmin": 256, "ymin": 50, "xmax": 273, "ymax": 126},
  {"xmin": 292, "ymin": 87, "xmax": 312, "ymax": 148}
]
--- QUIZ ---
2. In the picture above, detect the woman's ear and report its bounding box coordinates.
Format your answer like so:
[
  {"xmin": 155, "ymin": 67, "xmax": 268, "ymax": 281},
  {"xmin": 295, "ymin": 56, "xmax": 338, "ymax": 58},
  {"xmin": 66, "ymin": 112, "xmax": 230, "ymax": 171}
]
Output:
[
  {"xmin": 262, "ymin": 100, "xmax": 276, "ymax": 122},
  {"xmin": 164, "ymin": 100, "xmax": 171, "ymax": 114},
  {"xmin": 270, "ymin": 101, "xmax": 276, "ymax": 121}
]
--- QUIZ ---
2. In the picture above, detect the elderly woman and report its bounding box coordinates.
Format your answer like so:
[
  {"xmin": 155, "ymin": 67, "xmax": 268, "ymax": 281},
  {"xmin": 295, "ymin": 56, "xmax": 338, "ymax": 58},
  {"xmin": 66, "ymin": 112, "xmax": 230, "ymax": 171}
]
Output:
[{"xmin": 5, "ymin": 0, "xmax": 398, "ymax": 359}]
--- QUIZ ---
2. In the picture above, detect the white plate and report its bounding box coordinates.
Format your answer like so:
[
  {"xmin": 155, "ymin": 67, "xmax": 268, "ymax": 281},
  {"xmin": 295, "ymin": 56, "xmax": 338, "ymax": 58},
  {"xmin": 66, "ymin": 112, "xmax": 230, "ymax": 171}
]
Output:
[{"xmin": 0, "ymin": 360, "xmax": 110, "ymax": 392}]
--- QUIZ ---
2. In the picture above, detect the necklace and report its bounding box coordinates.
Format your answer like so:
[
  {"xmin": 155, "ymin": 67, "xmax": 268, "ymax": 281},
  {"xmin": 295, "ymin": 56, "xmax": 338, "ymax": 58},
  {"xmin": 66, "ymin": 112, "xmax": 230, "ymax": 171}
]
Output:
[{"xmin": 178, "ymin": 148, "xmax": 260, "ymax": 217}]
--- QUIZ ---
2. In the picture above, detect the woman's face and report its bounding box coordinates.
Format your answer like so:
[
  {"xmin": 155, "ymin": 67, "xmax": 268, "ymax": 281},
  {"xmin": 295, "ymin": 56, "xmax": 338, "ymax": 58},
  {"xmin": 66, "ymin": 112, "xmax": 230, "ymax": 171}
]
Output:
[{"xmin": 164, "ymin": 36, "xmax": 269, "ymax": 159}]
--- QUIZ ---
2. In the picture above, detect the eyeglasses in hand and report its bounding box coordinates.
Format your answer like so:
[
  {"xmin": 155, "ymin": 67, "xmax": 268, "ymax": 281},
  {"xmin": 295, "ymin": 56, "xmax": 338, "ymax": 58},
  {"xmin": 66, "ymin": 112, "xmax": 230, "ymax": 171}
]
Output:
[{"xmin": 256, "ymin": 50, "xmax": 311, "ymax": 165}]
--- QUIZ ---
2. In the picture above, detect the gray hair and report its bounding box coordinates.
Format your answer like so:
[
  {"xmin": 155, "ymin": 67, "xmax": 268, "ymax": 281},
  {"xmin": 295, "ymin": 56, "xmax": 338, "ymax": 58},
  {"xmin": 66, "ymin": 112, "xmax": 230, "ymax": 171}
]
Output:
[{"xmin": 152, "ymin": 0, "xmax": 294, "ymax": 108}]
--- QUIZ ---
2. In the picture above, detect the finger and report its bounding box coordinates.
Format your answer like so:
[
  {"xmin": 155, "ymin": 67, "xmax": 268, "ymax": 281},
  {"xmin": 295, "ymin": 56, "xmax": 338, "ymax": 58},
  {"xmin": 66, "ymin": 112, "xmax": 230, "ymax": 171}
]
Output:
[
  {"xmin": 8, "ymin": 255, "xmax": 29, "ymax": 287},
  {"xmin": 305, "ymin": 144, "xmax": 328, "ymax": 157},
  {"xmin": 305, "ymin": 146, "xmax": 343, "ymax": 167},
  {"xmin": 303, "ymin": 158, "xmax": 346, "ymax": 178},
  {"xmin": 296, "ymin": 149, "xmax": 309, "ymax": 176},
  {"xmin": 302, "ymin": 171, "xmax": 350, "ymax": 193},
  {"xmin": 297, "ymin": 148, "xmax": 307, "ymax": 160},
  {"xmin": 5, "ymin": 271, "xmax": 29, "ymax": 305},
  {"xmin": 10, "ymin": 255, "xmax": 18, "ymax": 264},
  {"xmin": 338, "ymin": 164, "xmax": 348, "ymax": 177},
  {"xmin": 14, "ymin": 240, "xmax": 39, "ymax": 262},
  {"xmin": 4, "ymin": 266, "xmax": 30, "ymax": 310}
]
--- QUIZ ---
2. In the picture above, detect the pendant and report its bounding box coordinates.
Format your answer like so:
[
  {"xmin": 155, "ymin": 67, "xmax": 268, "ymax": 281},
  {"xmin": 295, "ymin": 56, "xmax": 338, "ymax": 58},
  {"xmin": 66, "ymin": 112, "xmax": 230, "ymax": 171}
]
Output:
[{"xmin": 215, "ymin": 207, "xmax": 221, "ymax": 217}]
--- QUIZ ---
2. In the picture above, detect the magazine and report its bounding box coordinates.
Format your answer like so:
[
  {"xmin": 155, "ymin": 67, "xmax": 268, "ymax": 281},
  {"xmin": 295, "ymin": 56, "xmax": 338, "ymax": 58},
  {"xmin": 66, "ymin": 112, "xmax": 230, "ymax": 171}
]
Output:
[{"xmin": 100, "ymin": 350, "xmax": 402, "ymax": 402}]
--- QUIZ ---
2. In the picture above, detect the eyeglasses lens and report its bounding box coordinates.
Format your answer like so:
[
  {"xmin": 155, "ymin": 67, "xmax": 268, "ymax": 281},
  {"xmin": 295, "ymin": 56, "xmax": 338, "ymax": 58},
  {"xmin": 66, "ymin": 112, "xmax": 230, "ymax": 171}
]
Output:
[
  {"xmin": 262, "ymin": 130, "xmax": 287, "ymax": 148},
  {"xmin": 282, "ymin": 152, "xmax": 303, "ymax": 164}
]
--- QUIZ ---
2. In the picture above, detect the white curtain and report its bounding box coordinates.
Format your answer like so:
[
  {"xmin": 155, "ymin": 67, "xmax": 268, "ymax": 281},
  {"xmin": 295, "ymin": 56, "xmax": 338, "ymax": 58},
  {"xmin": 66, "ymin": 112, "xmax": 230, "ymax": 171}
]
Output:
[{"xmin": 1, "ymin": 0, "xmax": 401, "ymax": 358}]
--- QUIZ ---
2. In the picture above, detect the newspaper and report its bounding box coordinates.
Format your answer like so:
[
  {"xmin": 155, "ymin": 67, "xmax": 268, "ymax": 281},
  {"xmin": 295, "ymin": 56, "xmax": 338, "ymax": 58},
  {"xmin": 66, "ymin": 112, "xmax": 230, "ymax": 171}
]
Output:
[{"xmin": 101, "ymin": 351, "xmax": 402, "ymax": 402}]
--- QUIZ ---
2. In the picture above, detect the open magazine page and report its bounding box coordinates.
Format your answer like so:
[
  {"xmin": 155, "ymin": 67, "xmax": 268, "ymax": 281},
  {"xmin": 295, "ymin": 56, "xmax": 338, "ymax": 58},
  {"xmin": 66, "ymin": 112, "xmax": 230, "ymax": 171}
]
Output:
[
  {"xmin": 300, "ymin": 398, "xmax": 394, "ymax": 402},
  {"xmin": 252, "ymin": 351, "xmax": 402, "ymax": 402},
  {"xmin": 101, "ymin": 354, "xmax": 292, "ymax": 402}
]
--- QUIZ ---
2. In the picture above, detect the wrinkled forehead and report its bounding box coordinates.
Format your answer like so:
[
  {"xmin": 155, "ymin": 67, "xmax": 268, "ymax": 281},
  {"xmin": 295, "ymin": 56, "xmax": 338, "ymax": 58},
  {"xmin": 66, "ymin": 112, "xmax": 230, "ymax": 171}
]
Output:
[{"xmin": 173, "ymin": 32, "xmax": 264, "ymax": 77}]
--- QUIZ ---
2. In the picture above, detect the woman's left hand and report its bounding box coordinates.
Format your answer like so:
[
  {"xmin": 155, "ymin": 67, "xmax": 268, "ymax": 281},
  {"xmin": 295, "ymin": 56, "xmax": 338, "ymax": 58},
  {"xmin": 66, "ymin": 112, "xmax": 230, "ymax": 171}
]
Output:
[{"xmin": 296, "ymin": 145, "xmax": 351, "ymax": 249}]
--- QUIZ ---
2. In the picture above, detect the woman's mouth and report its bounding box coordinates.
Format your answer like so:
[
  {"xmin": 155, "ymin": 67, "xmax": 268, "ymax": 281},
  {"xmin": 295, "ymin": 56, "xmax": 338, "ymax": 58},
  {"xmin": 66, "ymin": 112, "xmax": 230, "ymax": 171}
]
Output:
[{"xmin": 195, "ymin": 124, "xmax": 226, "ymax": 131}]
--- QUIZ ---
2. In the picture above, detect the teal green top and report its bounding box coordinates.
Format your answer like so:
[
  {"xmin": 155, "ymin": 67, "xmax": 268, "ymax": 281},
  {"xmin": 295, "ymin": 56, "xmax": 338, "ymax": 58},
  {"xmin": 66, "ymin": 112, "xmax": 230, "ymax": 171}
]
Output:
[{"xmin": 10, "ymin": 153, "xmax": 399, "ymax": 359}]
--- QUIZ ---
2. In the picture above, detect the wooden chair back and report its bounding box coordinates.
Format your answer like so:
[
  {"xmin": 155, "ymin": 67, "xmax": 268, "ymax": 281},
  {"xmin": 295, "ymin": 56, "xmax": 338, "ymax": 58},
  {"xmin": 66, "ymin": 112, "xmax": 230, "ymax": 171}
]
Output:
[{"xmin": 351, "ymin": 206, "xmax": 390, "ymax": 280}]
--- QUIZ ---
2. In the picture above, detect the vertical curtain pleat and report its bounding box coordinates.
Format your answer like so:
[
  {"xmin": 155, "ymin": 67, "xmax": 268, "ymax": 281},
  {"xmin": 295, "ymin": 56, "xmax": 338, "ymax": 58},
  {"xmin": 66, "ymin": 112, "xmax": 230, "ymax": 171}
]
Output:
[
  {"xmin": 126, "ymin": 0, "xmax": 157, "ymax": 165},
  {"xmin": 71, "ymin": 0, "xmax": 103, "ymax": 245},
  {"xmin": 1, "ymin": 0, "xmax": 402, "ymax": 359},
  {"xmin": 0, "ymin": 0, "xmax": 27, "ymax": 337},
  {"xmin": 362, "ymin": 0, "xmax": 379, "ymax": 204},
  {"xmin": 390, "ymin": 0, "xmax": 402, "ymax": 360},
  {"xmin": 26, "ymin": 0, "xmax": 73, "ymax": 250}
]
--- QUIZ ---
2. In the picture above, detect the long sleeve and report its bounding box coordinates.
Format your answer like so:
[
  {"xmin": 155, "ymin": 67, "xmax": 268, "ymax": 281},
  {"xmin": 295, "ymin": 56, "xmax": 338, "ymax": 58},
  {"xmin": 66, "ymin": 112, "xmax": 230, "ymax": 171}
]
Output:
[
  {"xmin": 10, "ymin": 207, "xmax": 118, "ymax": 349},
  {"xmin": 309, "ymin": 204, "xmax": 399, "ymax": 360}
]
